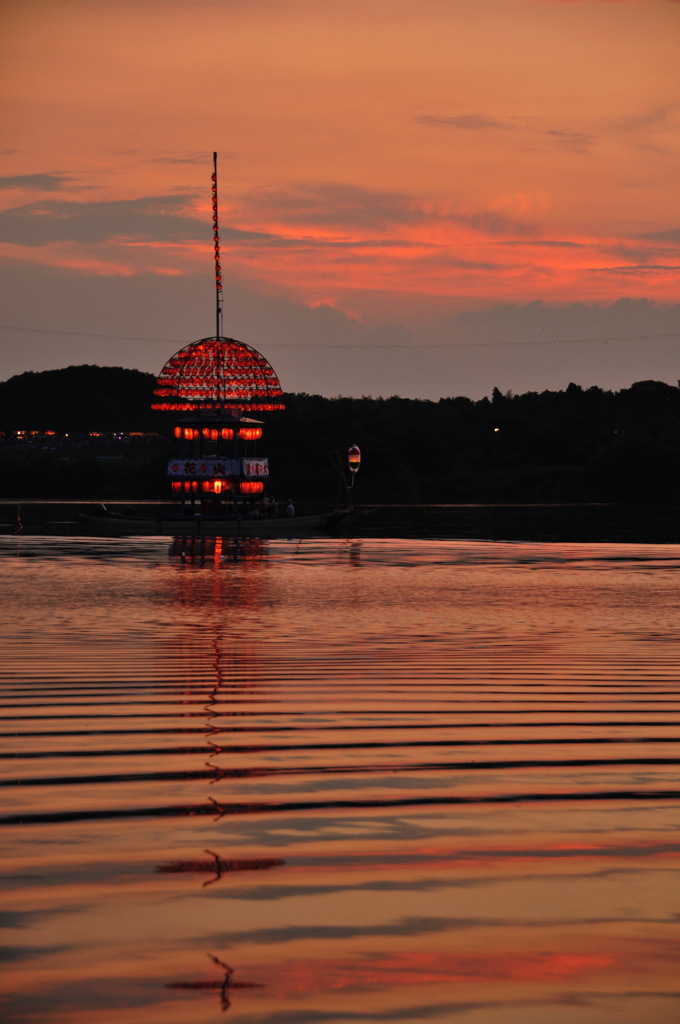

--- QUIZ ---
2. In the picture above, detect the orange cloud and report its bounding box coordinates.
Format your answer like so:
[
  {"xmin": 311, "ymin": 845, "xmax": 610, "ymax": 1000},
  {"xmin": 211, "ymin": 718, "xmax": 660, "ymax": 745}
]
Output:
[
  {"xmin": 1, "ymin": 183, "xmax": 677, "ymax": 317},
  {"xmin": 0, "ymin": 0, "xmax": 678, "ymax": 352}
]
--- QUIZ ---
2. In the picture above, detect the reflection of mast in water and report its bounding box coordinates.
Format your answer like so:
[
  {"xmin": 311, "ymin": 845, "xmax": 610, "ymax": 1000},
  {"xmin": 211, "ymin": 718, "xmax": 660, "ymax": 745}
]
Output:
[
  {"xmin": 153, "ymin": 625, "xmax": 285, "ymax": 881},
  {"xmin": 157, "ymin": 848, "xmax": 284, "ymax": 887},
  {"xmin": 204, "ymin": 626, "xmax": 229, "ymax": 777},
  {"xmin": 161, "ymin": 537, "xmax": 270, "ymax": 706},
  {"xmin": 159, "ymin": 532, "xmax": 279, "ymax": 1014},
  {"xmin": 205, "ymin": 626, "xmax": 224, "ymax": 732},
  {"xmin": 167, "ymin": 952, "xmax": 264, "ymax": 1012}
]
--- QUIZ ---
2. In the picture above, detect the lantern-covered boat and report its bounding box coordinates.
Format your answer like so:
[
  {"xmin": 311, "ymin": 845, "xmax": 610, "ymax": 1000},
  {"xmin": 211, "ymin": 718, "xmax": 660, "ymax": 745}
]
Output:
[
  {"xmin": 80, "ymin": 504, "xmax": 352, "ymax": 537},
  {"xmin": 80, "ymin": 155, "xmax": 358, "ymax": 536},
  {"xmin": 80, "ymin": 336, "xmax": 355, "ymax": 534},
  {"xmin": 154, "ymin": 334, "xmax": 283, "ymax": 515}
]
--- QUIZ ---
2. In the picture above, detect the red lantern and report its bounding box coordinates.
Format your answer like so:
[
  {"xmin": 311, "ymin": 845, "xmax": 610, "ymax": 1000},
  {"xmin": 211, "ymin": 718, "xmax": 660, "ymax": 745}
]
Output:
[
  {"xmin": 348, "ymin": 445, "xmax": 361, "ymax": 474},
  {"xmin": 221, "ymin": 428, "xmax": 234, "ymax": 440},
  {"xmin": 238, "ymin": 427, "xmax": 262, "ymax": 441}
]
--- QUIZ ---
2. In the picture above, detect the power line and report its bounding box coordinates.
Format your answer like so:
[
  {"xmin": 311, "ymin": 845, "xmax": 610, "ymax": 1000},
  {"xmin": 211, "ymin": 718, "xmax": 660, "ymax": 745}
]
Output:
[{"xmin": 0, "ymin": 322, "xmax": 678, "ymax": 350}]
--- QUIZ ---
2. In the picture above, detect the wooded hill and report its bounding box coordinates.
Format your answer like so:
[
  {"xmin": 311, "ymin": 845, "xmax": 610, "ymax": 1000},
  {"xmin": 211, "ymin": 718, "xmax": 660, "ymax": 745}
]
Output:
[
  {"xmin": 1, "ymin": 364, "xmax": 679, "ymax": 502},
  {"xmin": 0, "ymin": 365, "xmax": 163, "ymax": 434}
]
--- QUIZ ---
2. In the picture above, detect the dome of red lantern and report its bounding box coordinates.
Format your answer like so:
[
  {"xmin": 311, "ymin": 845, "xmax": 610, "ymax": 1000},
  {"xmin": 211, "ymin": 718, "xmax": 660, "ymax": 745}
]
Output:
[{"xmin": 152, "ymin": 336, "xmax": 285, "ymax": 413}]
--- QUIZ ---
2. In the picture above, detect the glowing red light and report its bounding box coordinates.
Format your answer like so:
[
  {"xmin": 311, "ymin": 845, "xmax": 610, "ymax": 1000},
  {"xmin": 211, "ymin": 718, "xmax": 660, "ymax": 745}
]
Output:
[
  {"xmin": 238, "ymin": 427, "xmax": 262, "ymax": 441},
  {"xmin": 152, "ymin": 337, "xmax": 285, "ymax": 413}
]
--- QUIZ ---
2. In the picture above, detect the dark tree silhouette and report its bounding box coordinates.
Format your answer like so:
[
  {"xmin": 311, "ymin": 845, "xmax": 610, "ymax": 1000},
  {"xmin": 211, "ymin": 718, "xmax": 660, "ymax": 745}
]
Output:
[{"xmin": 2, "ymin": 365, "xmax": 680, "ymax": 502}]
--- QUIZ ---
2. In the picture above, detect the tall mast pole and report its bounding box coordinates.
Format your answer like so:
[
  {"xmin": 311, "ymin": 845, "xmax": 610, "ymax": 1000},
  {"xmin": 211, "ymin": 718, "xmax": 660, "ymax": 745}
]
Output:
[{"xmin": 211, "ymin": 152, "xmax": 223, "ymax": 340}]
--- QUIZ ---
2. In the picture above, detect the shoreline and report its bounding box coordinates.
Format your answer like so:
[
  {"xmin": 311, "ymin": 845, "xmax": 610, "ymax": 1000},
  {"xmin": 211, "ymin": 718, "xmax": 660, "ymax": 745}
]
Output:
[{"xmin": 1, "ymin": 500, "xmax": 679, "ymax": 543}]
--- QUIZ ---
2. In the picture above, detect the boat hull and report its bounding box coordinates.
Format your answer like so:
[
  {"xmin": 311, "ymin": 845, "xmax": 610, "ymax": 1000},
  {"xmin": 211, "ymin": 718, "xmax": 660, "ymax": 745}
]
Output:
[{"xmin": 79, "ymin": 510, "xmax": 350, "ymax": 537}]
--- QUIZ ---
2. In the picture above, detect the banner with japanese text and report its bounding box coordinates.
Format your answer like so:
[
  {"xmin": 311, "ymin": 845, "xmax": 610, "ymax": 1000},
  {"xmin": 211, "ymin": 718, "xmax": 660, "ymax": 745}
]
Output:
[
  {"xmin": 241, "ymin": 458, "xmax": 269, "ymax": 478},
  {"xmin": 167, "ymin": 457, "xmax": 269, "ymax": 479}
]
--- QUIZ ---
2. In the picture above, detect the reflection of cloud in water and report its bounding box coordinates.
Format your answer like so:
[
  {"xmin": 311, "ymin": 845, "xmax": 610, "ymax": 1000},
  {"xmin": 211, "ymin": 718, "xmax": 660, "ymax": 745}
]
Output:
[
  {"xmin": 232, "ymin": 950, "xmax": 616, "ymax": 998},
  {"xmin": 216, "ymin": 991, "xmax": 680, "ymax": 1024},
  {"xmin": 0, "ymin": 944, "xmax": 70, "ymax": 962},
  {"xmin": 0, "ymin": 910, "xmax": 46, "ymax": 928},
  {"xmin": 207, "ymin": 863, "xmax": 678, "ymax": 903},
  {"xmin": 203, "ymin": 914, "xmax": 675, "ymax": 949},
  {"xmin": 2, "ymin": 975, "xmax": 182, "ymax": 1020},
  {"xmin": 200, "ymin": 804, "xmax": 674, "ymax": 850},
  {"xmin": 212, "ymin": 877, "xmax": 481, "ymax": 902},
  {"xmin": 207, "ymin": 916, "xmax": 456, "ymax": 948},
  {"xmin": 227, "ymin": 999, "xmax": 498, "ymax": 1022}
]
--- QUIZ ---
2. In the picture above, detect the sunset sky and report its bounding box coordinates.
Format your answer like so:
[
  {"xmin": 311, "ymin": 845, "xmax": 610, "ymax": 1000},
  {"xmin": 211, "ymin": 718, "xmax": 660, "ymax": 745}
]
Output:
[{"xmin": 1, "ymin": 0, "xmax": 679, "ymax": 399}]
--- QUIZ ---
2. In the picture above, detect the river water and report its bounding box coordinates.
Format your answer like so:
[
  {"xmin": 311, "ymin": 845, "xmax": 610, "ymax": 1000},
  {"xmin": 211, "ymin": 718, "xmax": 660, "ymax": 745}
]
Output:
[{"xmin": 1, "ymin": 536, "xmax": 679, "ymax": 1024}]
